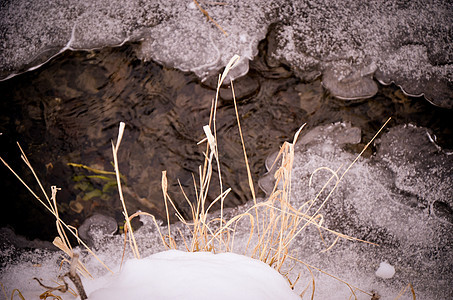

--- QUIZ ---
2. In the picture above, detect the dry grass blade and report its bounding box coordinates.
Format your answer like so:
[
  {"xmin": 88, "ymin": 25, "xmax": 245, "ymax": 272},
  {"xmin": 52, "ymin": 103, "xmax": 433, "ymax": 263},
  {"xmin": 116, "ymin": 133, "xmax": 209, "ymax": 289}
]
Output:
[
  {"xmin": 394, "ymin": 283, "xmax": 416, "ymax": 300},
  {"xmin": 193, "ymin": 0, "xmax": 228, "ymax": 36},
  {"xmin": 177, "ymin": 179, "xmax": 195, "ymax": 220},
  {"xmin": 11, "ymin": 289, "xmax": 25, "ymax": 300},
  {"xmin": 284, "ymin": 253, "xmax": 373, "ymax": 298},
  {"xmin": 298, "ymin": 263, "xmax": 316, "ymax": 300},
  {"xmin": 17, "ymin": 143, "xmax": 54, "ymax": 210},
  {"xmin": 121, "ymin": 211, "xmax": 168, "ymax": 268},
  {"xmin": 281, "ymin": 117, "xmax": 392, "ymax": 251},
  {"xmin": 161, "ymin": 170, "xmax": 172, "ymax": 246},
  {"xmin": 0, "ymin": 282, "xmax": 10, "ymax": 300},
  {"xmin": 231, "ymin": 79, "xmax": 260, "ymax": 242},
  {"xmin": 305, "ymin": 166, "xmax": 341, "ymax": 215},
  {"xmin": 112, "ymin": 122, "xmax": 140, "ymax": 259}
]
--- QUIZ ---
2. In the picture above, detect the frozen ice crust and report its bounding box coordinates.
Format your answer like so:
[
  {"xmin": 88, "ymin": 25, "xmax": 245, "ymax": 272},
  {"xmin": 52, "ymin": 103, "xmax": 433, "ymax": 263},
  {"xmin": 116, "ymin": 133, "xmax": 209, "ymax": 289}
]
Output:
[{"xmin": 1, "ymin": 0, "xmax": 452, "ymax": 107}]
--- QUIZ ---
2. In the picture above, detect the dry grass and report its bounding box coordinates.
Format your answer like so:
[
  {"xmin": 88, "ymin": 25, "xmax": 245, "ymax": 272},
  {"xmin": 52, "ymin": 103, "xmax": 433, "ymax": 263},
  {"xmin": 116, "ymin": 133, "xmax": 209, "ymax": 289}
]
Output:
[
  {"xmin": 0, "ymin": 54, "xmax": 416, "ymax": 299},
  {"xmin": 116, "ymin": 56, "xmax": 399, "ymax": 299},
  {"xmin": 395, "ymin": 283, "xmax": 416, "ymax": 300},
  {"xmin": 193, "ymin": 0, "xmax": 228, "ymax": 36},
  {"xmin": 0, "ymin": 145, "xmax": 114, "ymax": 299},
  {"xmin": 0, "ymin": 146, "xmax": 111, "ymax": 277},
  {"xmin": 112, "ymin": 122, "xmax": 140, "ymax": 259},
  {"xmin": 1, "ymin": 282, "xmax": 25, "ymax": 300}
]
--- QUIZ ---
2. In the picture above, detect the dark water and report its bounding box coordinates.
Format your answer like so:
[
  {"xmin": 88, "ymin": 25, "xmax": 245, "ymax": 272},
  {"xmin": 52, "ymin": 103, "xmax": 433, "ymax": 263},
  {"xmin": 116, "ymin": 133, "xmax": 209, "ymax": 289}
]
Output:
[{"xmin": 0, "ymin": 40, "xmax": 451, "ymax": 242}]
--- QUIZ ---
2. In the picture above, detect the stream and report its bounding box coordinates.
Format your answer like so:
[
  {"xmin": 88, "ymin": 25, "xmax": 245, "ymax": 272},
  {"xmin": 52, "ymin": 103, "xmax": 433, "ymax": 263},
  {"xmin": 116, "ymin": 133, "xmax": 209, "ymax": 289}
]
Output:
[{"xmin": 0, "ymin": 39, "xmax": 451, "ymax": 242}]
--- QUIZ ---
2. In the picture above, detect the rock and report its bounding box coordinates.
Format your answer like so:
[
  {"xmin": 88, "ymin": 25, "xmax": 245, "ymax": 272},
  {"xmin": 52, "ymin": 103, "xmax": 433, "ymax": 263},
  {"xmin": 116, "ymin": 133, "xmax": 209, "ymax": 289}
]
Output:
[{"xmin": 78, "ymin": 214, "xmax": 117, "ymax": 246}]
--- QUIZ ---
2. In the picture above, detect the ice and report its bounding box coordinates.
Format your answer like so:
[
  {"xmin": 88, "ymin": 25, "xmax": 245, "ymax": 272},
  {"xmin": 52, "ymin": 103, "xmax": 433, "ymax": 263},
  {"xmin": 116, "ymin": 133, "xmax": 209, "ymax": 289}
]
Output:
[
  {"xmin": 0, "ymin": 0, "xmax": 270, "ymax": 82},
  {"xmin": 0, "ymin": 246, "xmax": 66, "ymax": 299},
  {"xmin": 285, "ymin": 123, "xmax": 453, "ymax": 299},
  {"xmin": 1, "ymin": 0, "xmax": 451, "ymax": 106},
  {"xmin": 268, "ymin": 0, "xmax": 453, "ymax": 107},
  {"xmin": 321, "ymin": 64, "xmax": 378, "ymax": 100},
  {"xmin": 374, "ymin": 124, "xmax": 453, "ymax": 223}
]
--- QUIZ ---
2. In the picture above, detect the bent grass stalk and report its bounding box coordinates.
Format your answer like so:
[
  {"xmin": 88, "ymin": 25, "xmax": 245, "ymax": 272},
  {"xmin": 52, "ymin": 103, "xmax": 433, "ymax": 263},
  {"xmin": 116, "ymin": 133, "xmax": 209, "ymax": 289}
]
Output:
[
  {"xmin": 395, "ymin": 283, "xmax": 416, "ymax": 300},
  {"xmin": 112, "ymin": 122, "xmax": 140, "ymax": 259},
  {"xmin": 286, "ymin": 252, "xmax": 370, "ymax": 298},
  {"xmin": 192, "ymin": 0, "xmax": 228, "ymax": 36},
  {"xmin": 1, "ymin": 281, "xmax": 26, "ymax": 300}
]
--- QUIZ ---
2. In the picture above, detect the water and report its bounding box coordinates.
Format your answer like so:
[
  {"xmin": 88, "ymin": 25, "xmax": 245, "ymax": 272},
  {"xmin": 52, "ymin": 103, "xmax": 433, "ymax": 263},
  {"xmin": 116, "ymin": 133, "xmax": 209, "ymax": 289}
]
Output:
[{"xmin": 0, "ymin": 41, "xmax": 451, "ymax": 242}]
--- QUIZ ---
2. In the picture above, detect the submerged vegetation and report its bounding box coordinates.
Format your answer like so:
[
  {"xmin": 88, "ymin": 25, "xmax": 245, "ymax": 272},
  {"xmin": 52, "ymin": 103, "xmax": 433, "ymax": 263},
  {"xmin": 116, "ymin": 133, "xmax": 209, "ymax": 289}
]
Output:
[{"xmin": 0, "ymin": 56, "xmax": 417, "ymax": 299}]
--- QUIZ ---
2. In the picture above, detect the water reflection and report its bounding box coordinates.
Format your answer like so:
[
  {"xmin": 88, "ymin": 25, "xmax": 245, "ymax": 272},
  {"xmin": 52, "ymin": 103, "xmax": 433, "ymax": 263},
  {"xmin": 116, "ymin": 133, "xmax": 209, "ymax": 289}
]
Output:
[{"xmin": 0, "ymin": 42, "xmax": 450, "ymax": 241}]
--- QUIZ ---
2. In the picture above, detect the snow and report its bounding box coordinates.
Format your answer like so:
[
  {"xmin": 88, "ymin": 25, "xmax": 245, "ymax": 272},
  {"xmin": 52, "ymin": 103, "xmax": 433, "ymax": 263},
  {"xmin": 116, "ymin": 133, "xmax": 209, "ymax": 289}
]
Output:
[
  {"xmin": 375, "ymin": 261, "xmax": 396, "ymax": 279},
  {"xmin": 86, "ymin": 250, "xmax": 300, "ymax": 300}
]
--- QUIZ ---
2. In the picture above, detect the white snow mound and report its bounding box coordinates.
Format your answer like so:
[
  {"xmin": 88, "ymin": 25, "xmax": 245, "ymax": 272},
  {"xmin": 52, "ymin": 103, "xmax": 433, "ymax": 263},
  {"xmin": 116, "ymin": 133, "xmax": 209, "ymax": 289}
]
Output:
[
  {"xmin": 86, "ymin": 250, "xmax": 300, "ymax": 300},
  {"xmin": 375, "ymin": 261, "xmax": 396, "ymax": 279}
]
